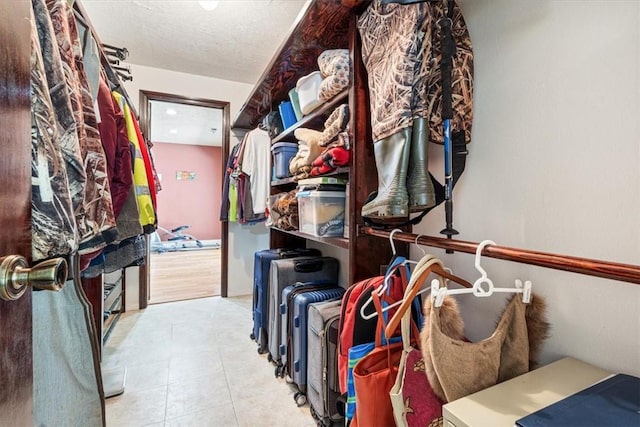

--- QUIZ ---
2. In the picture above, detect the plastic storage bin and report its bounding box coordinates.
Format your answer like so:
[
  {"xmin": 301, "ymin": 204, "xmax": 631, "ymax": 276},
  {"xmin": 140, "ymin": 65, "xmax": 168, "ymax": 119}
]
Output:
[
  {"xmin": 296, "ymin": 71, "xmax": 323, "ymax": 115},
  {"xmin": 278, "ymin": 101, "xmax": 297, "ymax": 129},
  {"xmin": 296, "ymin": 190, "xmax": 345, "ymax": 237},
  {"xmin": 272, "ymin": 142, "xmax": 299, "ymax": 179},
  {"xmin": 288, "ymin": 88, "xmax": 303, "ymax": 121}
]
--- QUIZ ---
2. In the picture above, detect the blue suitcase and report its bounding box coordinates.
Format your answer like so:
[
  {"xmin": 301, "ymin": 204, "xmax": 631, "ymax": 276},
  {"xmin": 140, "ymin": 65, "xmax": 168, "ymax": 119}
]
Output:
[
  {"xmin": 267, "ymin": 257, "xmax": 339, "ymax": 367},
  {"xmin": 252, "ymin": 248, "xmax": 320, "ymax": 353},
  {"xmin": 280, "ymin": 282, "xmax": 345, "ymax": 406}
]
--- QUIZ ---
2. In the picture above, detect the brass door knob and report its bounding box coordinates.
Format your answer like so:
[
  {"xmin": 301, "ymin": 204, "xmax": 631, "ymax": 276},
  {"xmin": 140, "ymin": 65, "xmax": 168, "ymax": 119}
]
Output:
[{"xmin": 0, "ymin": 255, "xmax": 68, "ymax": 301}]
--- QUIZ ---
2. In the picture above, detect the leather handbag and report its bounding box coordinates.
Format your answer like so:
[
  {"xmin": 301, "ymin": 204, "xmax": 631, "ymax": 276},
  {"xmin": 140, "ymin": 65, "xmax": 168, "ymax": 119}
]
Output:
[
  {"xmin": 352, "ymin": 291, "xmax": 419, "ymax": 427},
  {"xmin": 389, "ymin": 257, "xmax": 446, "ymax": 427}
]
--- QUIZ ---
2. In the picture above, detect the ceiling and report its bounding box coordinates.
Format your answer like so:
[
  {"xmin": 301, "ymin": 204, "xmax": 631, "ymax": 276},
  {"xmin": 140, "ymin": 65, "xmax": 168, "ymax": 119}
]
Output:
[
  {"xmin": 149, "ymin": 100, "xmax": 223, "ymax": 146},
  {"xmin": 82, "ymin": 0, "xmax": 308, "ymax": 84},
  {"xmin": 82, "ymin": 0, "xmax": 308, "ymax": 147}
]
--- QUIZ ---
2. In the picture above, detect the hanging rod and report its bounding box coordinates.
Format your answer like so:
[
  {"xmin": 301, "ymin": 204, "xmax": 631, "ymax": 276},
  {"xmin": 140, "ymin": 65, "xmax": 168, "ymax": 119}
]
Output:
[{"xmin": 360, "ymin": 226, "xmax": 640, "ymax": 285}]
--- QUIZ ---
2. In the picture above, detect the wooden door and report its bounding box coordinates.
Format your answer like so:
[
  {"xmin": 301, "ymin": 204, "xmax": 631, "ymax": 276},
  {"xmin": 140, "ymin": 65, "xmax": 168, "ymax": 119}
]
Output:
[{"xmin": 0, "ymin": 0, "xmax": 35, "ymax": 425}]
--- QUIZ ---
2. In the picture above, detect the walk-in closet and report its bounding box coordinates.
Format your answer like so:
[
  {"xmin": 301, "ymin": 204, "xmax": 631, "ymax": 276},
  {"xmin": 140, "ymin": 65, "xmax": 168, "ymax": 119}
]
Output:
[{"xmin": 1, "ymin": 0, "xmax": 638, "ymax": 426}]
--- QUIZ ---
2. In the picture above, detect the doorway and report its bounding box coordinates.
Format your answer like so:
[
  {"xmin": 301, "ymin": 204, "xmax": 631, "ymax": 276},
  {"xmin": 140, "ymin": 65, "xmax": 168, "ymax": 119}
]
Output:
[{"xmin": 139, "ymin": 90, "xmax": 230, "ymax": 306}]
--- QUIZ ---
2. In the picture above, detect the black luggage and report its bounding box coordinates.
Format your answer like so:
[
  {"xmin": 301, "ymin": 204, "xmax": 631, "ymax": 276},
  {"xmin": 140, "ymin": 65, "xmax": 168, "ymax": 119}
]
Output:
[
  {"xmin": 251, "ymin": 248, "xmax": 320, "ymax": 353},
  {"xmin": 280, "ymin": 282, "xmax": 345, "ymax": 406},
  {"xmin": 267, "ymin": 257, "xmax": 339, "ymax": 366}
]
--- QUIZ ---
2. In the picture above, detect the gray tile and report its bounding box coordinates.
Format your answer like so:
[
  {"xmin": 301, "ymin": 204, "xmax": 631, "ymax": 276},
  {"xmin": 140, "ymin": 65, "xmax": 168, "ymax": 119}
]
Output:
[
  {"xmin": 104, "ymin": 296, "xmax": 318, "ymax": 427},
  {"xmin": 122, "ymin": 360, "xmax": 170, "ymax": 392},
  {"xmin": 105, "ymin": 385, "xmax": 167, "ymax": 427},
  {"xmin": 233, "ymin": 394, "xmax": 314, "ymax": 427},
  {"xmin": 165, "ymin": 373, "xmax": 233, "ymax": 420},
  {"xmin": 168, "ymin": 350, "xmax": 224, "ymax": 383},
  {"xmin": 164, "ymin": 404, "xmax": 238, "ymax": 427}
]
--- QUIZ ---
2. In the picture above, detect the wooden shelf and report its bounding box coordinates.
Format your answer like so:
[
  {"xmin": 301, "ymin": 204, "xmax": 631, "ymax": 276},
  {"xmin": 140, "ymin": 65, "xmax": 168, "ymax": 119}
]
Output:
[
  {"xmin": 271, "ymin": 227, "xmax": 349, "ymax": 250},
  {"xmin": 271, "ymin": 90, "xmax": 349, "ymax": 144},
  {"xmin": 271, "ymin": 166, "xmax": 350, "ymax": 187},
  {"xmin": 232, "ymin": 1, "xmax": 353, "ymax": 130}
]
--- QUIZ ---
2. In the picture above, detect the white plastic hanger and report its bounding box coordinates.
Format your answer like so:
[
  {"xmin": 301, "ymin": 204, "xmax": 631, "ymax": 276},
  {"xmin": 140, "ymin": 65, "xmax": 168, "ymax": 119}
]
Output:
[{"xmin": 432, "ymin": 240, "xmax": 532, "ymax": 307}]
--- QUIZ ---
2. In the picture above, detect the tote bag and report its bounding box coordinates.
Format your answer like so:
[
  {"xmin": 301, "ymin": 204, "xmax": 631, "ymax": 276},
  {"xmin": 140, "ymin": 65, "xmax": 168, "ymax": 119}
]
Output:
[
  {"xmin": 352, "ymin": 290, "xmax": 420, "ymax": 427},
  {"xmin": 390, "ymin": 257, "xmax": 446, "ymax": 427}
]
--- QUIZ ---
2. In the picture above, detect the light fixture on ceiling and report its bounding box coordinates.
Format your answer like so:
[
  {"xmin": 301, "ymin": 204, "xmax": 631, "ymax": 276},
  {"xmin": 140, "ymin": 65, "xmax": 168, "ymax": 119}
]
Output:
[
  {"xmin": 198, "ymin": 0, "xmax": 219, "ymax": 11},
  {"xmin": 169, "ymin": 129, "xmax": 178, "ymax": 134},
  {"xmin": 165, "ymin": 108, "xmax": 177, "ymax": 115}
]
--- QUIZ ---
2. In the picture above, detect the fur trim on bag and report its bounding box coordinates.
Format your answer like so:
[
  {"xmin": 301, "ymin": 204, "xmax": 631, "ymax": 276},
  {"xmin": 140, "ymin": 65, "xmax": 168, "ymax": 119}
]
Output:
[{"xmin": 421, "ymin": 292, "xmax": 550, "ymax": 402}]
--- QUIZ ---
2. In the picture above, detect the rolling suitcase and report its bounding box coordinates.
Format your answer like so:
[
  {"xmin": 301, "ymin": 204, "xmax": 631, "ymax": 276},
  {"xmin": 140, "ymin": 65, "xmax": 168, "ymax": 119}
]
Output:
[
  {"xmin": 252, "ymin": 248, "xmax": 320, "ymax": 353},
  {"xmin": 281, "ymin": 283, "xmax": 345, "ymax": 406},
  {"xmin": 267, "ymin": 257, "xmax": 339, "ymax": 366},
  {"xmin": 279, "ymin": 282, "xmax": 334, "ymax": 378},
  {"xmin": 308, "ymin": 299, "xmax": 344, "ymax": 426}
]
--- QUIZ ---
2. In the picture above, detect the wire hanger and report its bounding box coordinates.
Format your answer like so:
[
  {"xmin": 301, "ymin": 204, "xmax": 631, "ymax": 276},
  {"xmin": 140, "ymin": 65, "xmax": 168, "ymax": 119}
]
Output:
[{"xmin": 432, "ymin": 240, "xmax": 533, "ymax": 307}]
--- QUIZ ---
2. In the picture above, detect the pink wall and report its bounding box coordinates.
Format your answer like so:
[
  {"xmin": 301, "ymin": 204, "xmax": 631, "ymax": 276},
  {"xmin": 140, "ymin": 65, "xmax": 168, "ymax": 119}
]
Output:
[{"xmin": 151, "ymin": 142, "xmax": 222, "ymax": 240}]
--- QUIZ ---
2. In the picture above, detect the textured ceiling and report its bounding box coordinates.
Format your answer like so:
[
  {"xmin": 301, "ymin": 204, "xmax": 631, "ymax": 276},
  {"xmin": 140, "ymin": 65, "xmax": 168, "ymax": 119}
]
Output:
[
  {"xmin": 82, "ymin": 0, "xmax": 308, "ymax": 84},
  {"xmin": 149, "ymin": 100, "xmax": 223, "ymax": 146}
]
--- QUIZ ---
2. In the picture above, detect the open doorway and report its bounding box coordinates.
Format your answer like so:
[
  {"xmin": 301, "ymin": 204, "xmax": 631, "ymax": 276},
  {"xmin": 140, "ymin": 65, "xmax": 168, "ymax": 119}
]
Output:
[{"xmin": 139, "ymin": 90, "xmax": 230, "ymax": 305}]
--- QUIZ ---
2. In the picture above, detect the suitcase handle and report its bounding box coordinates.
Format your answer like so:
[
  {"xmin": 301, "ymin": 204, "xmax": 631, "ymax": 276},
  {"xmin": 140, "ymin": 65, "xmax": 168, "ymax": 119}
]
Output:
[
  {"xmin": 279, "ymin": 344, "xmax": 286, "ymax": 355},
  {"xmin": 294, "ymin": 259, "xmax": 325, "ymax": 273},
  {"xmin": 280, "ymin": 303, "xmax": 286, "ymax": 315}
]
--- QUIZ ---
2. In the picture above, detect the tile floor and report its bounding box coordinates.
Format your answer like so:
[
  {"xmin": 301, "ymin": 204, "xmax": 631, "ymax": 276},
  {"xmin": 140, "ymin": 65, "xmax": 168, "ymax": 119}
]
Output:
[{"xmin": 103, "ymin": 296, "xmax": 318, "ymax": 426}]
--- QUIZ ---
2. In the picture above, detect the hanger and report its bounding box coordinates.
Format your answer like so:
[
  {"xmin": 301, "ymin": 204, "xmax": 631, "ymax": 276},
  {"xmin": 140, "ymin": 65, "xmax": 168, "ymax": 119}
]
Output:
[
  {"xmin": 432, "ymin": 240, "xmax": 533, "ymax": 307},
  {"xmin": 383, "ymin": 254, "xmax": 473, "ymax": 336},
  {"xmin": 359, "ymin": 229, "xmax": 416, "ymax": 320},
  {"xmin": 383, "ymin": 255, "xmax": 444, "ymax": 338}
]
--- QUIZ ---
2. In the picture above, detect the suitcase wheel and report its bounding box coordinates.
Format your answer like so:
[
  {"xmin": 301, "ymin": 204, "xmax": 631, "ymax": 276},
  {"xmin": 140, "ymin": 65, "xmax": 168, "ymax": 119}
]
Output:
[
  {"xmin": 257, "ymin": 347, "xmax": 266, "ymax": 355},
  {"xmin": 294, "ymin": 392, "xmax": 307, "ymax": 407},
  {"xmin": 267, "ymin": 354, "xmax": 273, "ymax": 363},
  {"xmin": 250, "ymin": 332, "xmax": 255, "ymax": 340},
  {"xmin": 285, "ymin": 375, "xmax": 294, "ymax": 384}
]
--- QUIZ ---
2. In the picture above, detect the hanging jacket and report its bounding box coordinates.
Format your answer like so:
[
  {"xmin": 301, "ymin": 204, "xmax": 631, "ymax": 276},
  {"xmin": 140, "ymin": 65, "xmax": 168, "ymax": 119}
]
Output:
[
  {"xmin": 33, "ymin": 0, "xmax": 88, "ymax": 244},
  {"xmin": 130, "ymin": 107, "xmax": 158, "ymax": 213},
  {"xmin": 45, "ymin": 0, "xmax": 117, "ymax": 253},
  {"xmin": 220, "ymin": 143, "xmax": 241, "ymax": 221},
  {"xmin": 112, "ymin": 91, "xmax": 156, "ymax": 233},
  {"xmin": 30, "ymin": 9, "xmax": 78, "ymax": 262},
  {"xmin": 96, "ymin": 74, "xmax": 133, "ymax": 218}
]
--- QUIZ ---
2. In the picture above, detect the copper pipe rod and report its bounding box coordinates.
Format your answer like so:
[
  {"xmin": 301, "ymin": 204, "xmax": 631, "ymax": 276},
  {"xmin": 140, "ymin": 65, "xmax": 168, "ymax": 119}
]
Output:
[{"xmin": 360, "ymin": 227, "xmax": 640, "ymax": 285}]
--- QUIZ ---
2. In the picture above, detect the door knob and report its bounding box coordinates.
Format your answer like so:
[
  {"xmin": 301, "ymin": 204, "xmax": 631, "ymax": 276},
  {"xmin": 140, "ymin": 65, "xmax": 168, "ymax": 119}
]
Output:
[{"xmin": 0, "ymin": 255, "xmax": 68, "ymax": 301}]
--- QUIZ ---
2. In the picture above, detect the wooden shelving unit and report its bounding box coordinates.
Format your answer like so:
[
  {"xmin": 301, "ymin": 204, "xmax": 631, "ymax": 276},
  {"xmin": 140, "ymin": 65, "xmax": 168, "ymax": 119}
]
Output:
[{"xmin": 232, "ymin": 0, "xmax": 405, "ymax": 286}]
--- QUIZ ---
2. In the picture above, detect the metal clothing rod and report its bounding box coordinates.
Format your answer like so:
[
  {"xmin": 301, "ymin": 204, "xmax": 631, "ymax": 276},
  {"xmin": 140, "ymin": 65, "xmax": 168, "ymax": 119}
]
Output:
[{"xmin": 360, "ymin": 226, "xmax": 640, "ymax": 285}]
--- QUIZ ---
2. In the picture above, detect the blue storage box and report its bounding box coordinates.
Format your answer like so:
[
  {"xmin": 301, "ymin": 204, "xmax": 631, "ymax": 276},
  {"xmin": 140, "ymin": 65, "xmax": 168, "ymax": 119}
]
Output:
[
  {"xmin": 278, "ymin": 101, "xmax": 297, "ymax": 129},
  {"xmin": 288, "ymin": 88, "xmax": 303, "ymax": 121},
  {"xmin": 272, "ymin": 142, "xmax": 298, "ymax": 179}
]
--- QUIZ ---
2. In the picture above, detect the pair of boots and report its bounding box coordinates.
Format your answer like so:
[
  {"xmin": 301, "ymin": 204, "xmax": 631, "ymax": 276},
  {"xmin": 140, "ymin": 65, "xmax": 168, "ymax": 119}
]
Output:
[{"xmin": 361, "ymin": 118, "xmax": 435, "ymax": 219}]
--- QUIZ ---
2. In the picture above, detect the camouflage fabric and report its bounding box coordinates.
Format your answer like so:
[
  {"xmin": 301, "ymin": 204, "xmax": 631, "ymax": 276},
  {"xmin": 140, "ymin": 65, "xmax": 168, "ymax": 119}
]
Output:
[
  {"xmin": 30, "ymin": 8, "xmax": 78, "ymax": 261},
  {"xmin": 33, "ymin": 0, "xmax": 88, "ymax": 242},
  {"xmin": 45, "ymin": 0, "xmax": 116, "ymax": 253},
  {"xmin": 358, "ymin": 0, "xmax": 473, "ymax": 144}
]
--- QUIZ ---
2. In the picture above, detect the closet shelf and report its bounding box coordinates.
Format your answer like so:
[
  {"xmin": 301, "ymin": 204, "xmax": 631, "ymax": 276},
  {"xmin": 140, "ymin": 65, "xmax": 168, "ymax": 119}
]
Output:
[
  {"xmin": 360, "ymin": 227, "xmax": 640, "ymax": 285},
  {"xmin": 232, "ymin": 0, "xmax": 353, "ymax": 129},
  {"xmin": 271, "ymin": 166, "xmax": 350, "ymax": 187},
  {"xmin": 272, "ymin": 227, "xmax": 349, "ymax": 250},
  {"xmin": 271, "ymin": 90, "xmax": 349, "ymax": 144},
  {"xmin": 103, "ymin": 279, "xmax": 122, "ymax": 313}
]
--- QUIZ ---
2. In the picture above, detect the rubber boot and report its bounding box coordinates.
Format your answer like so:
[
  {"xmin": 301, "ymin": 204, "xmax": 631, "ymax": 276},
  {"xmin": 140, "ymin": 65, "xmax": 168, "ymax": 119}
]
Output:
[
  {"xmin": 361, "ymin": 127, "xmax": 412, "ymax": 219},
  {"xmin": 407, "ymin": 117, "xmax": 436, "ymax": 212}
]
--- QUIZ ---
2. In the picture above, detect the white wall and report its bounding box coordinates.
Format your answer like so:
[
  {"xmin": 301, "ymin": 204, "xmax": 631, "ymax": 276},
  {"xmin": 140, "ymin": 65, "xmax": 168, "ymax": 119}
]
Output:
[
  {"xmin": 120, "ymin": 64, "xmax": 269, "ymax": 306},
  {"xmin": 411, "ymin": 0, "xmax": 640, "ymax": 376}
]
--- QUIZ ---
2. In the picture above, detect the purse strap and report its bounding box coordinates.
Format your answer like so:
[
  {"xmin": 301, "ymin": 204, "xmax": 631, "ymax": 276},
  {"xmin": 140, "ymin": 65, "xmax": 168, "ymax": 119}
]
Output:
[{"xmin": 401, "ymin": 256, "xmax": 448, "ymax": 351}]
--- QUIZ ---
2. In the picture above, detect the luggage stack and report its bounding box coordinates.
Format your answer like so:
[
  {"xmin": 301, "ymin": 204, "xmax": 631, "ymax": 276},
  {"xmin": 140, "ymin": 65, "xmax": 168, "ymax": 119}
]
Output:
[
  {"xmin": 251, "ymin": 248, "xmax": 320, "ymax": 353},
  {"xmin": 252, "ymin": 248, "xmax": 346, "ymax": 426},
  {"xmin": 268, "ymin": 256, "xmax": 339, "ymax": 370}
]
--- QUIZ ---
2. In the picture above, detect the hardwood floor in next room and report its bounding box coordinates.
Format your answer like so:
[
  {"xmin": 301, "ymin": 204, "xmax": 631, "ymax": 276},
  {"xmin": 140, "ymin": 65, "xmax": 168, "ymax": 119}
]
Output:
[{"xmin": 149, "ymin": 248, "xmax": 221, "ymax": 304}]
